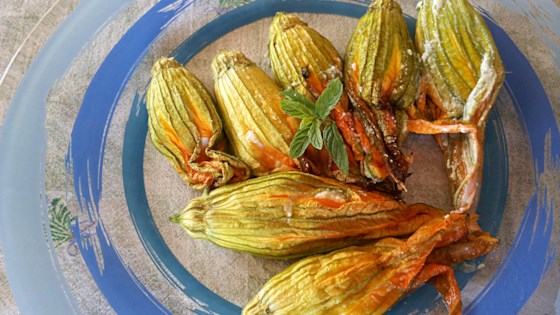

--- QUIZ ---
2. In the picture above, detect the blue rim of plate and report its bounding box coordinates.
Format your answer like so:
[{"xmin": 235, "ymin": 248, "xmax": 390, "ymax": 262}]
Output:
[{"xmin": 0, "ymin": 0, "xmax": 556, "ymax": 314}]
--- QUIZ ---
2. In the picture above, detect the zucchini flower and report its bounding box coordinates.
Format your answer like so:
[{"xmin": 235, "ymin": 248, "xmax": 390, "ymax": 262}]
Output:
[
  {"xmin": 344, "ymin": 0, "xmax": 420, "ymax": 190},
  {"xmin": 413, "ymin": 0, "xmax": 505, "ymax": 211},
  {"xmin": 212, "ymin": 50, "xmax": 301, "ymax": 176},
  {"xmin": 243, "ymin": 213, "xmax": 496, "ymax": 314},
  {"xmin": 146, "ymin": 57, "xmax": 250, "ymax": 190},
  {"xmin": 171, "ymin": 171, "xmax": 445, "ymax": 259}
]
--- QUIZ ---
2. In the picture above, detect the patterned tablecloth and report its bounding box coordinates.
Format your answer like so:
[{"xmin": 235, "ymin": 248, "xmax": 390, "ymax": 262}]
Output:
[{"xmin": 1, "ymin": 1, "xmax": 559, "ymax": 314}]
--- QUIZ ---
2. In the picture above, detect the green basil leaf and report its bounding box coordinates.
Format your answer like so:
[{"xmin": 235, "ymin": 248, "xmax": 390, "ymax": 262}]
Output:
[
  {"xmin": 282, "ymin": 89, "xmax": 316, "ymax": 113},
  {"xmin": 309, "ymin": 119, "xmax": 323, "ymax": 150},
  {"xmin": 280, "ymin": 100, "xmax": 316, "ymax": 119},
  {"xmin": 323, "ymin": 122, "xmax": 349, "ymax": 175},
  {"xmin": 315, "ymin": 78, "xmax": 343, "ymax": 119},
  {"xmin": 289, "ymin": 119, "xmax": 313, "ymax": 158}
]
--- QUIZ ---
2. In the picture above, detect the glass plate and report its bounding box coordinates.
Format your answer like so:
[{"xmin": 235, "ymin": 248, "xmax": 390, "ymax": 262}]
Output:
[{"xmin": 1, "ymin": 0, "xmax": 559, "ymax": 314}]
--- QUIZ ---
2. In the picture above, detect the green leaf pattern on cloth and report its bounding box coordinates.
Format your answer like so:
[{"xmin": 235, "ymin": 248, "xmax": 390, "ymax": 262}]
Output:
[{"xmin": 48, "ymin": 197, "xmax": 75, "ymax": 247}]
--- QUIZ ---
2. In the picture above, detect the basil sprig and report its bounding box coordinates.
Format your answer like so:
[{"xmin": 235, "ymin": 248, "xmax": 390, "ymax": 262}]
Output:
[{"xmin": 280, "ymin": 78, "xmax": 349, "ymax": 175}]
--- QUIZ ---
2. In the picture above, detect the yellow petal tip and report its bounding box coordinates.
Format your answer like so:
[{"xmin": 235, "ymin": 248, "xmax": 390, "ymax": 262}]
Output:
[{"xmin": 211, "ymin": 50, "xmax": 253, "ymax": 77}]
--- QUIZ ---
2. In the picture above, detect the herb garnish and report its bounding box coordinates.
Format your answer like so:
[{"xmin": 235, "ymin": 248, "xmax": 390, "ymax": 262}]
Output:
[{"xmin": 280, "ymin": 78, "xmax": 349, "ymax": 175}]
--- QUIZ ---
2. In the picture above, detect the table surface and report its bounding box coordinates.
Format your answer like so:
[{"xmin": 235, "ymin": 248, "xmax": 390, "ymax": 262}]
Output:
[{"xmin": 1, "ymin": 1, "xmax": 559, "ymax": 314}]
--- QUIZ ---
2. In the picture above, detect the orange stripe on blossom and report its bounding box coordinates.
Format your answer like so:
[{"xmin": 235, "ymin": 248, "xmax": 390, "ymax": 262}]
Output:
[{"xmin": 159, "ymin": 114, "xmax": 214, "ymax": 186}]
